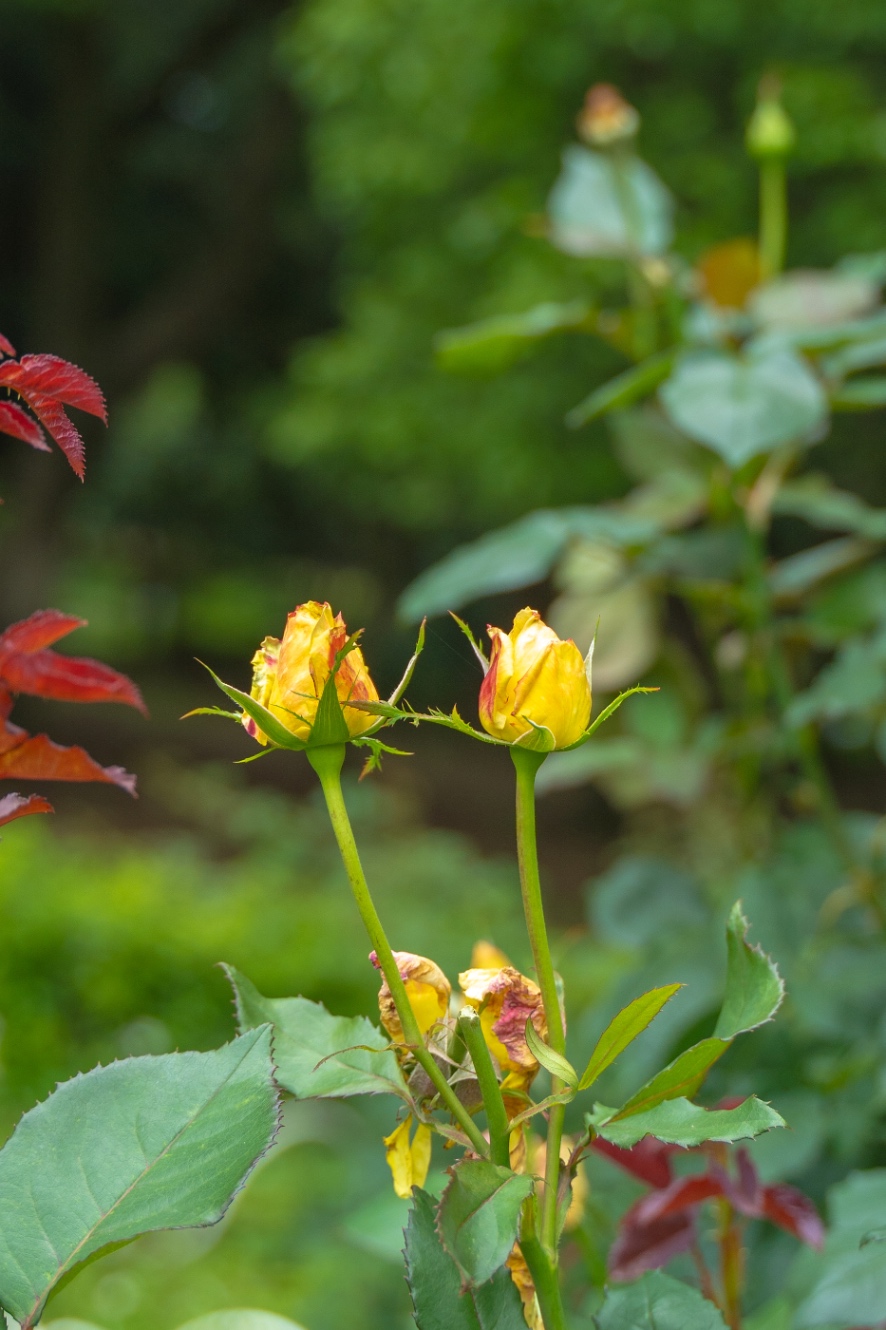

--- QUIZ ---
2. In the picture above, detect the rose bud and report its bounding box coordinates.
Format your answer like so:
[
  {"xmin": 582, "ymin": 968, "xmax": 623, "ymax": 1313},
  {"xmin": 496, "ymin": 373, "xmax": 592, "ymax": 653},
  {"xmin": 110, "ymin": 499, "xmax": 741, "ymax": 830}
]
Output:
[
  {"xmin": 576, "ymin": 84, "xmax": 640, "ymax": 147},
  {"xmin": 243, "ymin": 600, "xmax": 379, "ymax": 744},
  {"xmin": 479, "ymin": 608, "xmax": 592, "ymax": 751}
]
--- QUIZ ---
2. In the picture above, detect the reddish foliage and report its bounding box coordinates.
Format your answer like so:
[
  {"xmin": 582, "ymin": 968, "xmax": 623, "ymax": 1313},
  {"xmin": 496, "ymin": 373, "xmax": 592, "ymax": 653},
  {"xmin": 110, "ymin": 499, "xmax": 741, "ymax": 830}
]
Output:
[
  {"xmin": 0, "ymin": 341, "xmax": 107, "ymax": 479},
  {"xmin": 0, "ymin": 610, "xmax": 147, "ymax": 712},
  {"xmin": 0, "ymin": 334, "xmax": 16, "ymax": 358},
  {"xmin": 0, "ymin": 792, "xmax": 53, "ymax": 827},
  {"xmin": 595, "ymin": 1134, "xmax": 824, "ymax": 1283},
  {"xmin": 0, "ymin": 717, "xmax": 136, "ymax": 795}
]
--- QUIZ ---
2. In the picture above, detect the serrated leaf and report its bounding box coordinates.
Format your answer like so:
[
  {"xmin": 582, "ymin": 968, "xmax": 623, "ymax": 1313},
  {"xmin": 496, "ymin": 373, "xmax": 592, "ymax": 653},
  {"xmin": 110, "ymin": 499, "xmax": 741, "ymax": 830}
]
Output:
[
  {"xmin": 594, "ymin": 1095, "xmax": 784, "ymax": 1149},
  {"xmin": 0, "ymin": 1029, "xmax": 278, "ymax": 1328},
  {"xmin": 523, "ymin": 1019, "xmax": 578, "ymax": 1088},
  {"xmin": 714, "ymin": 902, "xmax": 784, "ymax": 1040},
  {"xmin": 578, "ymin": 984, "xmax": 683, "ymax": 1091},
  {"xmin": 226, "ymin": 965, "xmax": 408, "ymax": 1100},
  {"xmin": 615, "ymin": 1038, "xmax": 730, "ymax": 1118},
  {"xmin": 405, "ymin": 1188, "xmax": 527, "ymax": 1330},
  {"xmin": 595, "ymin": 1271, "xmax": 728, "ymax": 1330},
  {"xmin": 437, "ymin": 1160, "xmax": 534, "ymax": 1289}
]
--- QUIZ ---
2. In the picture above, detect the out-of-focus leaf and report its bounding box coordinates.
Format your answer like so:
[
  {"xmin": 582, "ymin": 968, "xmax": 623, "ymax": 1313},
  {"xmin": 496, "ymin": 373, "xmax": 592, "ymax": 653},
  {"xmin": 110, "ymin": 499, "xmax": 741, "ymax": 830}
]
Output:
[
  {"xmin": 786, "ymin": 635, "xmax": 886, "ymax": 727},
  {"xmin": 697, "ymin": 238, "xmax": 761, "ymax": 310},
  {"xmin": 226, "ymin": 965, "xmax": 408, "ymax": 1100},
  {"xmin": 578, "ymin": 985, "xmax": 683, "ymax": 1091},
  {"xmin": 0, "ymin": 792, "xmax": 53, "ymax": 827},
  {"xmin": 660, "ymin": 346, "xmax": 827, "ymax": 467},
  {"xmin": 437, "ymin": 1160, "xmax": 534, "ymax": 1289},
  {"xmin": 0, "ymin": 719, "xmax": 137, "ymax": 795},
  {"xmin": 547, "ymin": 145, "xmax": 673, "ymax": 258},
  {"xmin": 608, "ymin": 1210, "xmax": 696, "ymax": 1283},
  {"xmin": 404, "ymin": 1188, "xmax": 527, "ymax": 1330},
  {"xmin": 795, "ymin": 1171, "xmax": 886, "ymax": 1327},
  {"xmin": 566, "ymin": 351, "xmax": 674, "ymax": 428},
  {"xmin": 0, "ymin": 1030, "xmax": 279, "ymax": 1328},
  {"xmin": 549, "ymin": 574, "xmax": 658, "ymax": 691},
  {"xmin": 0, "ymin": 401, "xmax": 48, "ymax": 451},
  {"xmin": 591, "ymin": 1136, "xmax": 676, "ymax": 1188},
  {"xmin": 0, "ymin": 609, "xmax": 86, "ymax": 654},
  {"xmin": 822, "ymin": 333, "xmax": 886, "ymax": 377},
  {"xmin": 398, "ymin": 507, "xmax": 657, "ymax": 622},
  {"xmin": 0, "ymin": 610, "xmax": 146, "ymax": 711},
  {"xmin": 714, "ymin": 902, "xmax": 784, "ymax": 1040},
  {"xmin": 769, "ymin": 536, "xmax": 877, "ymax": 599},
  {"xmin": 831, "ymin": 375, "xmax": 886, "ymax": 408},
  {"xmin": 435, "ymin": 300, "xmax": 590, "ymax": 373},
  {"xmin": 176, "ymin": 1315, "xmax": 310, "ymax": 1330},
  {"xmin": 608, "ymin": 407, "xmax": 710, "ymax": 484},
  {"xmin": 593, "ymin": 1095, "xmax": 784, "ymax": 1149},
  {"xmin": 595, "ymin": 1271, "xmax": 728, "ymax": 1330},
  {"xmin": 774, "ymin": 475, "xmax": 886, "ymax": 540},
  {"xmin": 762, "ymin": 1185, "xmax": 825, "ymax": 1249},
  {"xmin": 750, "ymin": 270, "xmax": 879, "ymax": 330}
]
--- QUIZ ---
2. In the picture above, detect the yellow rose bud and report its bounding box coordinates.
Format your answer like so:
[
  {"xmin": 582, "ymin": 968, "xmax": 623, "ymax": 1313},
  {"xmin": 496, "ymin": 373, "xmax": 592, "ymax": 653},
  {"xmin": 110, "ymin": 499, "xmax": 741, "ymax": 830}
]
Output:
[
  {"xmin": 470, "ymin": 939, "xmax": 511, "ymax": 970},
  {"xmin": 479, "ymin": 608, "xmax": 592, "ymax": 751},
  {"xmin": 372, "ymin": 950, "xmax": 452, "ymax": 1047},
  {"xmin": 244, "ymin": 600, "xmax": 379, "ymax": 745},
  {"xmin": 458, "ymin": 965, "xmax": 547, "ymax": 1084},
  {"xmin": 383, "ymin": 1115, "xmax": 432, "ymax": 1198}
]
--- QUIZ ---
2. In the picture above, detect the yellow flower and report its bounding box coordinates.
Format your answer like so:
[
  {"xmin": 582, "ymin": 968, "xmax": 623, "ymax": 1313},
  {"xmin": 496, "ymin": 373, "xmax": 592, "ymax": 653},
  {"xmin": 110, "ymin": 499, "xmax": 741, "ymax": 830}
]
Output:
[
  {"xmin": 384, "ymin": 1115, "xmax": 432, "ymax": 1199},
  {"xmin": 479, "ymin": 608, "xmax": 592, "ymax": 751},
  {"xmin": 372, "ymin": 950, "xmax": 451, "ymax": 1048},
  {"xmin": 458, "ymin": 965, "xmax": 547, "ymax": 1086},
  {"xmin": 470, "ymin": 939, "xmax": 511, "ymax": 970},
  {"xmin": 243, "ymin": 600, "xmax": 379, "ymax": 745}
]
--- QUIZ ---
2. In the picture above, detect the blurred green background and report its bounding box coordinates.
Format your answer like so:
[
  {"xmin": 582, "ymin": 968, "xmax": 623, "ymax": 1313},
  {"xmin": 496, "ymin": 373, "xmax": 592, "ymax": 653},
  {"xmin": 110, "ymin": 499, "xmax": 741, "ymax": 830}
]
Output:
[{"xmin": 5, "ymin": 1, "xmax": 886, "ymax": 1327}]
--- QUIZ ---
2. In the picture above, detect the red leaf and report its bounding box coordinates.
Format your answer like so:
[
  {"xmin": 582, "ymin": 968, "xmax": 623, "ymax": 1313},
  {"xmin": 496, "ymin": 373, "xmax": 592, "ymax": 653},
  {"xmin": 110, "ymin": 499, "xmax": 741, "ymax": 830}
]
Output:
[
  {"xmin": 0, "ymin": 354, "xmax": 106, "ymax": 419},
  {"xmin": 591, "ymin": 1136, "xmax": 676, "ymax": 1188},
  {"xmin": 726, "ymin": 1148, "xmax": 764, "ymax": 1217},
  {"xmin": 632, "ymin": 1173, "xmax": 725, "ymax": 1225},
  {"xmin": 0, "ymin": 401, "xmax": 48, "ymax": 451},
  {"xmin": 0, "ymin": 609, "xmax": 87, "ymax": 655},
  {"xmin": 0, "ymin": 333, "xmax": 16, "ymax": 358},
  {"xmin": 0, "ymin": 792, "xmax": 53, "ymax": 826},
  {"xmin": 762, "ymin": 1185, "xmax": 825, "ymax": 1249},
  {"xmin": 0, "ymin": 719, "xmax": 136, "ymax": 795},
  {"xmin": 609, "ymin": 1209, "xmax": 697, "ymax": 1282},
  {"xmin": 0, "ymin": 650, "xmax": 147, "ymax": 712},
  {"xmin": 26, "ymin": 395, "xmax": 87, "ymax": 478}
]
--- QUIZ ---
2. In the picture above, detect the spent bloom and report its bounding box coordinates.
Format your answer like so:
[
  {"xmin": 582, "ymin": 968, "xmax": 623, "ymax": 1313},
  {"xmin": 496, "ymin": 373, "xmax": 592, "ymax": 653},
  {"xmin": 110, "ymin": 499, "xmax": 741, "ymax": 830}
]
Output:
[
  {"xmin": 479, "ymin": 608, "xmax": 592, "ymax": 751},
  {"xmin": 243, "ymin": 600, "xmax": 378, "ymax": 745},
  {"xmin": 458, "ymin": 965, "xmax": 547, "ymax": 1090},
  {"xmin": 372, "ymin": 950, "xmax": 451, "ymax": 1048},
  {"xmin": 383, "ymin": 1115, "xmax": 432, "ymax": 1199}
]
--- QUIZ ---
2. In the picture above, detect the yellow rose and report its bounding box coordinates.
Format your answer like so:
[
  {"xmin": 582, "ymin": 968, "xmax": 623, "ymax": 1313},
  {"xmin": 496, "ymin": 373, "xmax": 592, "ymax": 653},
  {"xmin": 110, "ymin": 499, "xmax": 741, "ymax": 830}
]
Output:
[
  {"xmin": 479, "ymin": 608, "xmax": 592, "ymax": 751},
  {"xmin": 244, "ymin": 601, "xmax": 379, "ymax": 745},
  {"xmin": 458, "ymin": 965, "xmax": 547, "ymax": 1085},
  {"xmin": 372, "ymin": 950, "xmax": 451, "ymax": 1048}
]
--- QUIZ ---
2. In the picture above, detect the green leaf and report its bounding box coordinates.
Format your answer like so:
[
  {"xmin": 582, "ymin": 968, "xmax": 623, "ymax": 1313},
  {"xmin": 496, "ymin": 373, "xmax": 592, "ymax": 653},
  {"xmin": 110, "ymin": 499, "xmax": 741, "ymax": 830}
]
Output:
[
  {"xmin": 0, "ymin": 1030, "xmax": 279, "ymax": 1328},
  {"xmin": 614, "ymin": 1037, "xmax": 730, "ymax": 1117},
  {"xmin": 435, "ymin": 300, "xmax": 591, "ymax": 374},
  {"xmin": 176, "ymin": 1315, "xmax": 309, "ymax": 1330},
  {"xmin": 660, "ymin": 346, "xmax": 828, "ymax": 467},
  {"xmin": 773, "ymin": 474, "xmax": 886, "ymax": 540},
  {"xmin": 831, "ymin": 375, "xmax": 886, "ymax": 408},
  {"xmin": 397, "ymin": 506, "xmax": 661, "ymax": 622},
  {"xmin": 595, "ymin": 1271, "xmax": 728, "ymax": 1330},
  {"xmin": 436, "ymin": 1160, "xmax": 534, "ymax": 1289},
  {"xmin": 547, "ymin": 146, "xmax": 673, "ymax": 258},
  {"xmin": 768, "ymin": 536, "xmax": 877, "ymax": 599},
  {"xmin": 202, "ymin": 664, "xmax": 306, "ymax": 751},
  {"xmin": 578, "ymin": 984, "xmax": 683, "ymax": 1091},
  {"xmin": 714, "ymin": 902, "xmax": 785, "ymax": 1039},
  {"xmin": 795, "ymin": 1170, "xmax": 886, "ymax": 1328},
  {"xmin": 405, "ymin": 1188, "xmax": 528, "ymax": 1330},
  {"xmin": 593, "ymin": 1094, "xmax": 784, "ymax": 1149},
  {"xmin": 523, "ymin": 1020, "xmax": 578, "ymax": 1088},
  {"xmin": 566, "ymin": 351, "xmax": 675, "ymax": 428},
  {"xmin": 226, "ymin": 965, "xmax": 408, "ymax": 1100},
  {"xmin": 749, "ymin": 270, "xmax": 878, "ymax": 332}
]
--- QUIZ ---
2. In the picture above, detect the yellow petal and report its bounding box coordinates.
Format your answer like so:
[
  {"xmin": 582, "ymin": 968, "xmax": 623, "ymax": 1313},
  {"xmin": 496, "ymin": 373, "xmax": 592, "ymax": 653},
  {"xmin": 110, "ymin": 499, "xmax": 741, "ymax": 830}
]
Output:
[
  {"xmin": 373, "ymin": 951, "xmax": 451, "ymax": 1047},
  {"xmin": 383, "ymin": 1116, "xmax": 432, "ymax": 1199},
  {"xmin": 470, "ymin": 940, "xmax": 511, "ymax": 970},
  {"xmin": 478, "ymin": 608, "xmax": 591, "ymax": 750}
]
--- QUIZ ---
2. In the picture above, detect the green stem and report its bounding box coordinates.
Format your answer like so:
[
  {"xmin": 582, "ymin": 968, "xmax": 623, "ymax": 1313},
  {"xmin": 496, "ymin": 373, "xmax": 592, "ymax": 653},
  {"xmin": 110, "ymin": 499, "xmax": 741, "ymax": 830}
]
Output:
[
  {"xmin": 716, "ymin": 1199, "xmax": 743, "ymax": 1330},
  {"xmin": 458, "ymin": 1008, "xmax": 510, "ymax": 1167},
  {"xmin": 308, "ymin": 744, "xmax": 489, "ymax": 1156},
  {"xmin": 520, "ymin": 1197, "xmax": 569, "ymax": 1330},
  {"xmin": 511, "ymin": 748, "xmax": 566, "ymax": 1259},
  {"xmin": 759, "ymin": 158, "xmax": 787, "ymax": 279}
]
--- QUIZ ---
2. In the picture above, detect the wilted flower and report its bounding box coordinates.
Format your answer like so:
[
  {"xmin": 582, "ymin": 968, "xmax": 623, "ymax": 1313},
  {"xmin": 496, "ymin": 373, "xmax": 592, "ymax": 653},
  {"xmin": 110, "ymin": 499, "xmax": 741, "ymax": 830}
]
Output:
[
  {"xmin": 372, "ymin": 950, "xmax": 451, "ymax": 1047},
  {"xmin": 243, "ymin": 600, "xmax": 378, "ymax": 745},
  {"xmin": 479, "ymin": 608, "xmax": 592, "ymax": 751},
  {"xmin": 577, "ymin": 84, "xmax": 640, "ymax": 147},
  {"xmin": 458, "ymin": 965, "xmax": 547, "ymax": 1087},
  {"xmin": 384, "ymin": 1115, "xmax": 432, "ymax": 1198}
]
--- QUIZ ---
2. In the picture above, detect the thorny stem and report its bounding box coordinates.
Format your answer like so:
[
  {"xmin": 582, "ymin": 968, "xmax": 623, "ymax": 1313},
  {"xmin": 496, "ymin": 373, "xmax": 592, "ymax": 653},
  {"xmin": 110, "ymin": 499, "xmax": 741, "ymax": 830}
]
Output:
[
  {"xmin": 520, "ymin": 1196, "xmax": 569, "ymax": 1330},
  {"xmin": 511, "ymin": 748, "xmax": 567, "ymax": 1262},
  {"xmin": 458, "ymin": 1008, "xmax": 511, "ymax": 1168},
  {"xmin": 308, "ymin": 744, "xmax": 489, "ymax": 1156},
  {"xmin": 716, "ymin": 1198, "xmax": 744, "ymax": 1330}
]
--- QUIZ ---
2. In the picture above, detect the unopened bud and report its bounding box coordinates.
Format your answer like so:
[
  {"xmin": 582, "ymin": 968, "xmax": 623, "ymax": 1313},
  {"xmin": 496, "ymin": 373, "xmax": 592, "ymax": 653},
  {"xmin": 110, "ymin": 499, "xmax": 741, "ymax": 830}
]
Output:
[
  {"xmin": 577, "ymin": 84, "xmax": 640, "ymax": 147},
  {"xmin": 746, "ymin": 79, "xmax": 795, "ymax": 160}
]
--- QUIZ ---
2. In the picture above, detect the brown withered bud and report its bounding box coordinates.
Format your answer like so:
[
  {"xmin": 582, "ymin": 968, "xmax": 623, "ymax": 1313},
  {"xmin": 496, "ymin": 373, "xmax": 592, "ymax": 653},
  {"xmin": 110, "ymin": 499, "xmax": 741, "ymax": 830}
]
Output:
[{"xmin": 577, "ymin": 84, "xmax": 640, "ymax": 147}]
